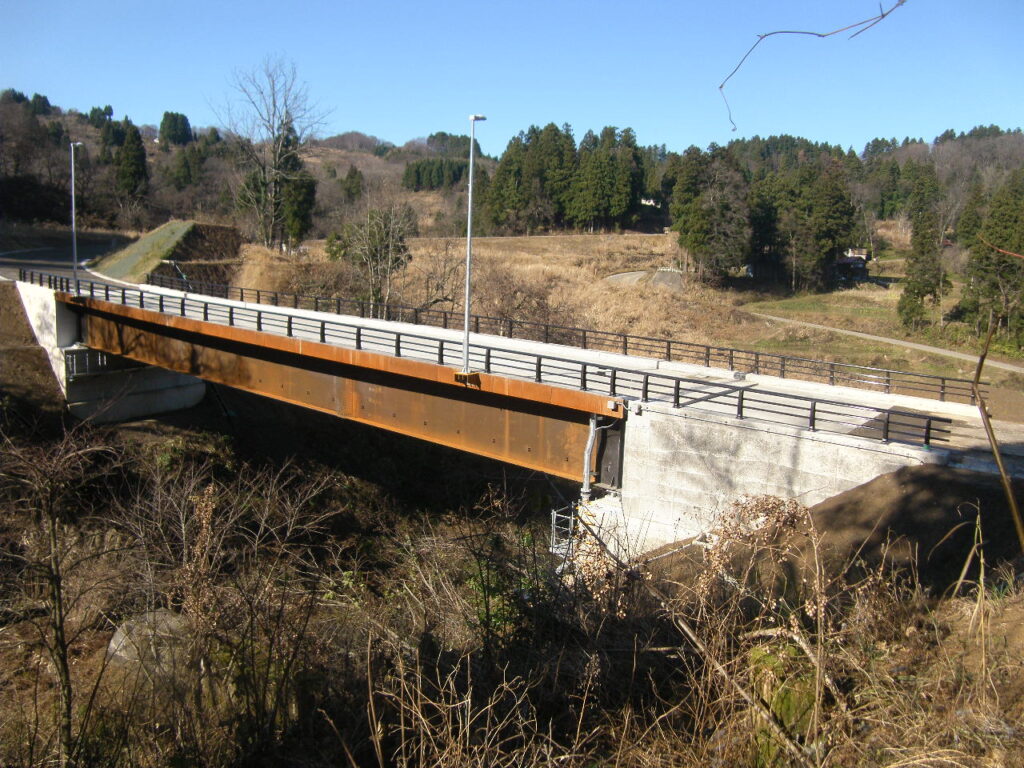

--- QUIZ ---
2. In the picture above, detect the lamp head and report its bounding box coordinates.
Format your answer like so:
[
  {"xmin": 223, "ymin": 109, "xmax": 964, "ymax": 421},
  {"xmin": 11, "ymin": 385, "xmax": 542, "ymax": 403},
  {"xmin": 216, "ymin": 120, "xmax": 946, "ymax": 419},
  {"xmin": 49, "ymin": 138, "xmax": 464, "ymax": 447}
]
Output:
[{"xmin": 469, "ymin": 114, "xmax": 486, "ymax": 122}]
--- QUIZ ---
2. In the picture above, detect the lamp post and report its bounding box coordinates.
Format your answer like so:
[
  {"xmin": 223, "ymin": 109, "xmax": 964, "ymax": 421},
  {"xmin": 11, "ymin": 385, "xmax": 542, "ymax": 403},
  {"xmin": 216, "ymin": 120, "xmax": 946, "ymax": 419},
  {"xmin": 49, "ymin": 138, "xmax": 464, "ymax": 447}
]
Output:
[
  {"xmin": 70, "ymin": 141, "xmax": 83, "ymax": 290},
  {"xmin": 461, "ymin": 114, "xmax": 486, "ymax": 373}
]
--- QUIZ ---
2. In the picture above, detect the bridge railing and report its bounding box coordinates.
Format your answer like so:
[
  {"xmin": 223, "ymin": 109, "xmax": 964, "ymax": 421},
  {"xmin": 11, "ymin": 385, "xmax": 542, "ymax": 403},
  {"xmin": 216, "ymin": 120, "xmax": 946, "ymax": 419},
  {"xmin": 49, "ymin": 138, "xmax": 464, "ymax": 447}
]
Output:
[
  {"xmin": 144, "ymin": 273, "xmax": 983, "ymax": 406},
  {"xmin": 21, "ymin": 269, "xmax": 953, "ymax": 448}
]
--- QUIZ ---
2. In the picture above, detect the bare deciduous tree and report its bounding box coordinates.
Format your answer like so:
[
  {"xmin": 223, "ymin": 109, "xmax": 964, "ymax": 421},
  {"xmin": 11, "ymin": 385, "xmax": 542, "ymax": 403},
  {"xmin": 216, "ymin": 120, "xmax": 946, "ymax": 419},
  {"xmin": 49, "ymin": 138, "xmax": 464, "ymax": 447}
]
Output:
[
  {"xmin": 223, "ymin": 57, "xmax": 323, "ymax": 248},
  {"xmin": 326, "ymin": 200, "xmax": 417, "ymax": 317}
]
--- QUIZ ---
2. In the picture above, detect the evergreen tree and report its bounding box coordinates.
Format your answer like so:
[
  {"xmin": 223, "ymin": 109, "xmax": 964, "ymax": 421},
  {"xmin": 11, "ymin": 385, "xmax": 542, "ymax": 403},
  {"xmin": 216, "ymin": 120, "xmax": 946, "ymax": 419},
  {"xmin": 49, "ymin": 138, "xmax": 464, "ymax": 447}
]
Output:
[
  {"xmin": 807, "ymin": 160, "xmax": 856, "ymax": 280},
  {"xmin": 282, "ymin": 171, "xmax": 316, "ymax": 248},
  {"xmin": 88, "ymin": 105, "xmax": 113, "ymax": 129},
  {"xmin": 0, "ymin": 89, "xmax": 28, "ymax": 104},
  {"xmin": 962, "ymin": 169, "xmax": 1024, "ymax": 342},
  {"xmin": 672, "ymin": 148, "xmax": 751, "ymax": 282},
  {"xmin": 159, "ymin": 111, "xmax": 193, "ymax": 146},
  {"xmin": 898, "ymin": 162, "xmax": 945, "ymax": 328},
  {"xmin": 115, "ymin": 123, "xmax": 148, "ymax": 198},
  {"xmin": 956, "ymin": 180, "xmax": 986, "ymax": 246},
  {"xmin": 29, "ymin": 93, "xmax": 52, "ymax": 115},
  {"xmin": 341, "ymin": 164, "xmax": 364, "ymax": 202},
  {"xmin": 485, "ymin": 134, "xmax": 527, "ymax": 231}
]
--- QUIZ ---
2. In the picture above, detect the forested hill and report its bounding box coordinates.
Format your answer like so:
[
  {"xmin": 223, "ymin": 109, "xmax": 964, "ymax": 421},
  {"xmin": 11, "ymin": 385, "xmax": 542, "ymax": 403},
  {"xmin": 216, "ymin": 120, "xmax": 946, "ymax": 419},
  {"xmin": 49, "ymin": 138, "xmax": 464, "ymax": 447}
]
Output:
[{"xmin": 2, "ymin": 85, "xmax": 1022, "ymax": 346}]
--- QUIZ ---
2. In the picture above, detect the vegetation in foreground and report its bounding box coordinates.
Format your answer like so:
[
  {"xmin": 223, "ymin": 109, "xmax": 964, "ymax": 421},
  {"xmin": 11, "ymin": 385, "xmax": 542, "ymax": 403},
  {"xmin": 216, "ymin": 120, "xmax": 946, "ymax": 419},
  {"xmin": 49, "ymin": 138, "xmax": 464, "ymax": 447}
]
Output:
[{"xmin": 1, "ymin": 408, "xmax": 1022, "ymax": 768}]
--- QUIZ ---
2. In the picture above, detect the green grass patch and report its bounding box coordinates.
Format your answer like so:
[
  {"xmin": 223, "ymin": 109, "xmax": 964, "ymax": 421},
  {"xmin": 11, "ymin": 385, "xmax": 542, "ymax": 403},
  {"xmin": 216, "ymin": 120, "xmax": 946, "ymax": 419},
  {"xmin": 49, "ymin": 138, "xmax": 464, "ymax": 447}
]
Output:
[{"xmin": 92, "ymin": 220, "xmax": 195, "ymax": 281}]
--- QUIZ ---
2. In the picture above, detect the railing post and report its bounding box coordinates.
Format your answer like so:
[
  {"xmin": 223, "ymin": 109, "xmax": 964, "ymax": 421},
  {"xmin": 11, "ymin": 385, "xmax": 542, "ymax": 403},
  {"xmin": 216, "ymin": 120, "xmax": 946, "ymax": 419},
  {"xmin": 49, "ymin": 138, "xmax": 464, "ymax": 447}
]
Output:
[
  {"xmin": 438, "ymin": 340, "xmax": 445, "ymax": 365},
  {"xmin": 544, "ymin": 324, "xmax": 550, "ymax": 344},
  {"xmin": 939, "ymin": 378, "xmax": 947, "ymax": 402},
  {"xmin": 736, "ymin": 389, "xmax": 745, "ymax": 419},
  {"xmin": 257, "ymin": 289, "xmax": 262, "ymax": 304},
  {"xmin": 666, "ymin": 339, "xmax": 671, "ymax": 360},
  {"xmin": 621, "ymin": 334, "xmax": 628, "ymax": 355},
  {"xmin": 314, "ymin": 297, "xmax": 320, "ymax": 312},
  {"xmin": 474, "ymin": 316, "xmax": 480, "ymax": 333},
  {"xmin": 535, "ymin": 356, "xmax": 543, "ymax": 382},
  {"xmin": 885, "ymin": 371, "xmax": 892, "ymax": 394},
  {"xmin": 882, "ymin": 411, "xmax": 891, "ymax": 442},
  {"xmin": 809, "ymin": 401, "xmax": 817, "ymax": 431},
  {"xmin": 484, "ymin": 348, "xmax": 492, "ymax": 373},
  {"xmin": 728, "ymin": 348, "xmax": 734, "ymax": 370},
  {"xmin": 320, "ymin": 321, "xmax": 326, "ymax": 343},
  {"xmin": 704, "ymin": 346, "xmax": 711, "ymax": 367},
  {"xmin": 287, "ymin": 316, "xmax": 293, "ymax": 337},
  {"xmin": 180, "ymin": 297, "xmax": 186, "ymax": 316},
  {"xmin": 829, "ymin": 362, "xmax": 836, "ymax": 386},
  {"xmin": 355, "ymin": 327, "xmax": 362, "ymax": 350},
  {"xmin": 443, "ymin": 312, "xmax": 449, "ymax": 330},
  {"xmin": 924, "ymin": 418, "xmax": 933, "ymax": 446},
  {"xmin": 581, "ymin": 329, "xmax": 587, "ymax": 349},
  {"xmin": 673, "ymin": 379, "xmax": 681, "ymax": 408},
  {"xmin": 228, "ymin": 306, "xmax": 234, "ymax": 326},
  {"xmin": 780, "ymin": 356, "xmax": 786, "ymax": 378},
  {"xmin": 203, "ymin": 302, "xmax": 209, "ymax": 322},
  {"xmin": 159, "ymin": 294, "xmax": 164, "ymax": 313},
  {"xmin": 336, "ymin": 298, "xmax": 342, "ymax": 314},
  {"xmin": 610, "ymin": 368, "xmax": 617, "ymax": 395},
  {"xmin": 138, "ymin": 291, "xmax": 144, "ymax": 308},
  {"xmin": 240, "ymin": 288, "xmax": 246, "ymax": 303},
  {"xmin": 754, "ymin": 352, "xmax": 760, "ymax": 375},
  {"xmin": 273, "ymin": 292, "xmax": 279, "ymax": 306},
  {"xmin": 121, "ymin": 287, "xmax": 127, "ymax": 304},
  {"xmin": 394, "ymin": 334, "xmax": 401, "ymax": 357},
  {"xmin": 105, "ymin": 284, "xmax": 110, "ymax": 301},
  {"xmin": 256, "ymin": 311, "xmax": 262, "ymax": 332},
  {"xmin": 581, "ymin": 364, "xmax": 588, "ymax": 391},
  {"xmin": 641, "ymin": 373, "xmax": 649, "ymax": 402}
]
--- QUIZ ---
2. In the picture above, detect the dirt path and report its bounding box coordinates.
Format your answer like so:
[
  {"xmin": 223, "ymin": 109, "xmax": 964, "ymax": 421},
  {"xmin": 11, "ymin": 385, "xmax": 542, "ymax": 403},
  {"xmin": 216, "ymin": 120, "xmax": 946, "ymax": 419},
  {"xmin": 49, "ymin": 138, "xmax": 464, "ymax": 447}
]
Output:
[{"xmin": 748, "ymin": 311, "xmax": 1024, "ymax": 374}]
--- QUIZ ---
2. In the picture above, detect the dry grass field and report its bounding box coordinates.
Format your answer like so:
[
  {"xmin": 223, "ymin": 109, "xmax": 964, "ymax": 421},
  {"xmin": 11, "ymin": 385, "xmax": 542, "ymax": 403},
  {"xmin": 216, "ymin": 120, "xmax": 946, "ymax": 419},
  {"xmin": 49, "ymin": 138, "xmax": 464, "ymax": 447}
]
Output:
[{"xmin": 241, "ymin": 231, "xmax": 1021, "ymax": 395}]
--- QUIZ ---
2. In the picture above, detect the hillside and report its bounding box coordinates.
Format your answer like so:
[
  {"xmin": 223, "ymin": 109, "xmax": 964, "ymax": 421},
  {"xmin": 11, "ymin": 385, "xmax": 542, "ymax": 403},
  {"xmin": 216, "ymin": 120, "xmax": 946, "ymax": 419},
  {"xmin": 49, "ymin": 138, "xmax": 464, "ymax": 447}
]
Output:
[{"xmin": 94, "ymin": 220, "xmax": 241, "ymax": 283}]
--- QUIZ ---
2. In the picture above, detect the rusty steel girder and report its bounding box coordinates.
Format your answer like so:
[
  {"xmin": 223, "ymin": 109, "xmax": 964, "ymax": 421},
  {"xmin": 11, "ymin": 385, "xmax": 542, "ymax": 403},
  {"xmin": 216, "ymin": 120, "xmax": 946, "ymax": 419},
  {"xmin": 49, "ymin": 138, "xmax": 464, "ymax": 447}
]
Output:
[{"xmin": 65, "ymin": 296, "xmax": 624, "ymax": 481}]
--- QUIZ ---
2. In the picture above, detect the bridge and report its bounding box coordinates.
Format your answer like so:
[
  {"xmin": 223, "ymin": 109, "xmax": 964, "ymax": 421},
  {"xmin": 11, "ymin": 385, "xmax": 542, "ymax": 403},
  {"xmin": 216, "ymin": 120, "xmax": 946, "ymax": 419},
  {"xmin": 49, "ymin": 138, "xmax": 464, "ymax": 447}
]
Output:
[{"xmin": 13, "ymin": 269, "xmax": 1023, "ymax": 558}]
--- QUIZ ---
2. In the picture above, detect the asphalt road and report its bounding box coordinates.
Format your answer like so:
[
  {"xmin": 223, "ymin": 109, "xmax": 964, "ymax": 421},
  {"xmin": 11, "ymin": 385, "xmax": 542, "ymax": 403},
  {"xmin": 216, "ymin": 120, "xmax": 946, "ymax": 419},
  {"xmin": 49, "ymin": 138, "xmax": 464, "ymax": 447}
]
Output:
[{"xmin": 0, "ymin": 234, "xmax": 128, "ymax": 281}]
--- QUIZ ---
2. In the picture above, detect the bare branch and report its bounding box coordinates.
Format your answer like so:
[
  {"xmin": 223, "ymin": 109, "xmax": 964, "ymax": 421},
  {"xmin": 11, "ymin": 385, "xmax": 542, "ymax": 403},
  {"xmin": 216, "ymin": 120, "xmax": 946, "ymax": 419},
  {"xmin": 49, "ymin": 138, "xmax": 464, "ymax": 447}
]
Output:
[
  {"xmin": 719, "ymin": 1, "xmax": 908, "ymax": 131},
  {"xmin": 979, "ymin": 236, "xmax": 1024, "ymax": 261}
]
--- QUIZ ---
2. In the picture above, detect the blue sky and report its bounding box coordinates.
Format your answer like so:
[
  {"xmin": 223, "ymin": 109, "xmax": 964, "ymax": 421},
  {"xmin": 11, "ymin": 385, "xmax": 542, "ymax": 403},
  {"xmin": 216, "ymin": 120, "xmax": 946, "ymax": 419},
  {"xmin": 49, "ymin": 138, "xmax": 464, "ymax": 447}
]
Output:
[{"xmin": 2, "ymin": 1, "xmax": 1021, "ymax": 157}]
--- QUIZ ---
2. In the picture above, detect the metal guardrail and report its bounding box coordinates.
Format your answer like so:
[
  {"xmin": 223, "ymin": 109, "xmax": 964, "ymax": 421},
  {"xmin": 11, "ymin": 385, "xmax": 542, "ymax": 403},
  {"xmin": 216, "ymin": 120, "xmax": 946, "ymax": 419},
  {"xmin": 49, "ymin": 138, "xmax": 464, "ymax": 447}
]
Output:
[
  {"xmin": 21, "ymin": 269, "xmax": 953, "ymax": 448},
  {"xmin": 145, "ymin": 273, "xmax": 984, "ymax": 406}
]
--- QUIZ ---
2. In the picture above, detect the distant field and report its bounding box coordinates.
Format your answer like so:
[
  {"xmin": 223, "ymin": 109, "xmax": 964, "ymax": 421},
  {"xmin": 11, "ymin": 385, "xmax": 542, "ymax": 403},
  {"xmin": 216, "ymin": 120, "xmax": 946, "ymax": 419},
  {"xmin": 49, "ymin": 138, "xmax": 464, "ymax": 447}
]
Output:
[{"xmin": 257, "ymin": 231, "xmax": 1021, "ymax": 392}]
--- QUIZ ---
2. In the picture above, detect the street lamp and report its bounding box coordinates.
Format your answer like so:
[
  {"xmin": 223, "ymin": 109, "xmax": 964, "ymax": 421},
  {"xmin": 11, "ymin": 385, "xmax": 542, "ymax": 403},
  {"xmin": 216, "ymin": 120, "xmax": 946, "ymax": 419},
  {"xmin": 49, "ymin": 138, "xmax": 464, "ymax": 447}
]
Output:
[
  {"xmin": 70, "ymin": 141, "xmax": 83, "ymax": 290},
  {"xmin": 461, "ymin": 114, "xmax": 486, "ymax": 374}
]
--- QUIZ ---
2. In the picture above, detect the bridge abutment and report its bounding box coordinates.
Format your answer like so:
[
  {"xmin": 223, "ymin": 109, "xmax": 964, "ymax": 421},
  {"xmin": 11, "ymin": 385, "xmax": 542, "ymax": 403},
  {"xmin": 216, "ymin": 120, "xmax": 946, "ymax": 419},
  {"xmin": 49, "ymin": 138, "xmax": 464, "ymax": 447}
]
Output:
[
  {"xmin": 16, "ymin": 282, "xmax": 206, "ymax": 423},
  {"xmin": 607, "ymin": 401, "xmax": 948, "ymax": 556}
]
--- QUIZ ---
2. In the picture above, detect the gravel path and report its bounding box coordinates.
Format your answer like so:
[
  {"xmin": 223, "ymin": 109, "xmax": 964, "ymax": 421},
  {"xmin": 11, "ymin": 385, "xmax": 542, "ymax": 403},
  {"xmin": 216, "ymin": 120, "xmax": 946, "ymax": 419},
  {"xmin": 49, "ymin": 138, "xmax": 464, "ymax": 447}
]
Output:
[{"xmin": 748, "ymin": 312, "xmax": 1024, "ymax": 374}]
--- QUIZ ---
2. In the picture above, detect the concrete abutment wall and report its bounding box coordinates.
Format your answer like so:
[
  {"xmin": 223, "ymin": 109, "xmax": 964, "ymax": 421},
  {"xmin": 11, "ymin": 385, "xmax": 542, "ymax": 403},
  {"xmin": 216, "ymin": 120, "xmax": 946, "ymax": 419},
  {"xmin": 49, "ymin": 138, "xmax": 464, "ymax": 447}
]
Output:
[
  {"xmin": 596, "ymin": 401, "xmax": 948, "ymax": 557},
  {"xmin": 15, "ymin": 282, "xmax": 206, "ymax": 423}
]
